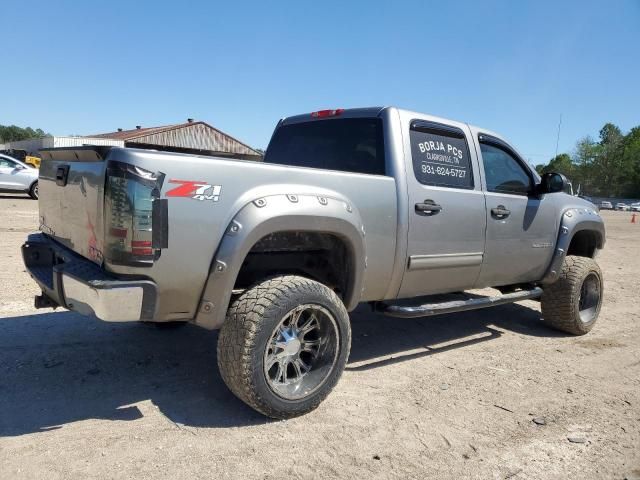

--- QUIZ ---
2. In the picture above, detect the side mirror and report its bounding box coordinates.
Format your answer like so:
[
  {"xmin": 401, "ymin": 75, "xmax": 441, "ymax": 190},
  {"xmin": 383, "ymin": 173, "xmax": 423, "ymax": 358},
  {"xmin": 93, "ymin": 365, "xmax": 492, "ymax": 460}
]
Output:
[
  {"xmin": 538, "ymin": 172, "xmax": 567, "ymax": 194},
  {"xmin": 14, "ymin": 164, "xmax": 25, "ymax": 170}
]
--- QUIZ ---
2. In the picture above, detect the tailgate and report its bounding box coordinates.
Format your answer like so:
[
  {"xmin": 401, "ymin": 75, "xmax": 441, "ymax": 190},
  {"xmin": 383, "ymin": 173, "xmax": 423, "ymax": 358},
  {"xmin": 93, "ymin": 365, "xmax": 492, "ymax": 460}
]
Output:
[{"xmin": 38, "ymin": 147, "xmax": 110, "ymax": 264}]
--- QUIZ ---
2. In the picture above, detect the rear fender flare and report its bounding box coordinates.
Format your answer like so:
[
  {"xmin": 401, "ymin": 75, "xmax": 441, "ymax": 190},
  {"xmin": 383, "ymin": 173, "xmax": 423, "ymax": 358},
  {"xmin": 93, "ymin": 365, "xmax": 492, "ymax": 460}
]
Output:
[{"xmin": 194, "ymin": 193, "xmax": 366, "ymax": 329}]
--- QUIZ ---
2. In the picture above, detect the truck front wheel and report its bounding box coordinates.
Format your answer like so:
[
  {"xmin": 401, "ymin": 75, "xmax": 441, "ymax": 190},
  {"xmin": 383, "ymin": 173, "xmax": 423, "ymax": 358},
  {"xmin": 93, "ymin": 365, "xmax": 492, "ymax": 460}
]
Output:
[
  {"xmin": 541, "ymin": 255, "xmax": 603, "ymax": 335},
  {"xmin": 217, "ymin": 275, "xmax": 351, "ymax": 419}
]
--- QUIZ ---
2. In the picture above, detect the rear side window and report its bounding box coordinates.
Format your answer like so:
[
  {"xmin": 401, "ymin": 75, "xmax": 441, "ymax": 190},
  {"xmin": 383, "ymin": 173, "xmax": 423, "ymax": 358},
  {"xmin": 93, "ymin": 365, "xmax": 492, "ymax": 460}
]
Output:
[
  {"xmin": 409, "ymin": 122, "xmax": 473, "ymax": 189},
  {"xmin": 264, "ymin": 118, "xmax": 386, "ymax": 175}
]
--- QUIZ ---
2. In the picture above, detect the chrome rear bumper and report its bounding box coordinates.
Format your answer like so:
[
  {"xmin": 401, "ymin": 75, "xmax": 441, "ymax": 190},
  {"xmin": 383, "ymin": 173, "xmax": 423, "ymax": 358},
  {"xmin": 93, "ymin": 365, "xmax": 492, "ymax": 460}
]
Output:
[{"xmin": 22, "ymin": 233, "xmax": 157, "ymax": 322}]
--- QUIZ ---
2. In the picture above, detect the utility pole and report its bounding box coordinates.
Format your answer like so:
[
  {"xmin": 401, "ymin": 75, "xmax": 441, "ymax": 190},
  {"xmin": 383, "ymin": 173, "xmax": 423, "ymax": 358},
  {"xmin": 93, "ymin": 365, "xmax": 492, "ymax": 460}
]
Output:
[{"xmin": 554, "ymin": 113, "xmax": 562, "ymax": 159}]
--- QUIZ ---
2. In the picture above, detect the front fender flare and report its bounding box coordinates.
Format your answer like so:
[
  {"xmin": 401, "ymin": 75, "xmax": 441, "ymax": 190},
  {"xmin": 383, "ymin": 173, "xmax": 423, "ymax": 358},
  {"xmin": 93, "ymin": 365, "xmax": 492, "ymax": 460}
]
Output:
[
  {"xmin": 194, "ymin": 193, "xmax": 366, "ymax": 329},
  {"xmin": 541, "ymin": 207, "xmax": 605, "ymax": 285}
]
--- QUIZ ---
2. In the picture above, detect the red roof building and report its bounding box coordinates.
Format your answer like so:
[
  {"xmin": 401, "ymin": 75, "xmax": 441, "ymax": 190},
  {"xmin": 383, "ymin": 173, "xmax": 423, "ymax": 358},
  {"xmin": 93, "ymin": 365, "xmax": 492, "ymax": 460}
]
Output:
[{"xmin": 88, "ymin": 119, "xmax": 262, "ymax": 160}]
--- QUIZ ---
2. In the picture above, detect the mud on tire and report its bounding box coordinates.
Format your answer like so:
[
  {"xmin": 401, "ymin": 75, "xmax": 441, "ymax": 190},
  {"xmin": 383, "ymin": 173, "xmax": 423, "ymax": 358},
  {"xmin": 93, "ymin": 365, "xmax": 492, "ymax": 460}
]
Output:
[
  {"xmin": 217, "ymin": 275, "xmax": 351, "ymax": 419},
  {"xmin": 541, "ymin": 255, "xmax": 603, "ymax": 335}
]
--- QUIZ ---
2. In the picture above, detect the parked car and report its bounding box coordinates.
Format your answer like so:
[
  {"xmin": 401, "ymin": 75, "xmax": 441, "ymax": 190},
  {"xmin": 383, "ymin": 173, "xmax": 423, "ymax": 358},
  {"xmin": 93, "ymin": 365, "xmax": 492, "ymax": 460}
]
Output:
[
  {"xmin": 630, "ymin": 202, "xmax": 640, "ymax": 212},
  {"xmin": 0, "ymin": 154, "xmax": 39, "ymax": 199},
  {"xmin": 22, "ymin": 107, "xmax": 606, "ymax": 418},
  {"xmin": 615, "ymin": 203, "xmax": 630, "ymax": 211},
  {"xmin": 599, "ymin": 201, "xmax": 613, "ymax": 210}
]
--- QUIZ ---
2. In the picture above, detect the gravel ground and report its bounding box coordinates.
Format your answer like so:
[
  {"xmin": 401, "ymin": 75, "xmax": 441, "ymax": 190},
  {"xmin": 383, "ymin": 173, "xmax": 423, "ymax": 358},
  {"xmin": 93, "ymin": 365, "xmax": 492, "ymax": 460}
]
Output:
[{"xmin": 0, "ymin": 195, "xmax": 638, "ymax": 479}]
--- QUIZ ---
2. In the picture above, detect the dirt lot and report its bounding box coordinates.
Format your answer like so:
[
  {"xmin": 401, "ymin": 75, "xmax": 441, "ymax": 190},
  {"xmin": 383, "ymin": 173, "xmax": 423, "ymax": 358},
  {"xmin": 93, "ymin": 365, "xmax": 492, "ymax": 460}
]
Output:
[{"xmin": 0, "ymin": 195, "xmax": 638, "ymax": 479}]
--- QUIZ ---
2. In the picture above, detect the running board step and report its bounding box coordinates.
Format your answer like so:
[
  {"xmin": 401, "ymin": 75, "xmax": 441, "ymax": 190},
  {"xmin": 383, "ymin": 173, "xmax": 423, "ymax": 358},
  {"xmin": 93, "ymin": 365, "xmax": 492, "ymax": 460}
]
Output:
[{"xmin": 378, "ymin": 287, "xmax": 543, "ymax": 319}]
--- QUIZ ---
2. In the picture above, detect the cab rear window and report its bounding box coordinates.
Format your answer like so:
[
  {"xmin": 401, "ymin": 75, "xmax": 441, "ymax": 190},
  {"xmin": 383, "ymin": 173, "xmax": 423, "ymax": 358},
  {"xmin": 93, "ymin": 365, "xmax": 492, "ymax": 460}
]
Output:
[{"xmin": 264, "ymin": 118, "xmax": 386, "ymax": 175}]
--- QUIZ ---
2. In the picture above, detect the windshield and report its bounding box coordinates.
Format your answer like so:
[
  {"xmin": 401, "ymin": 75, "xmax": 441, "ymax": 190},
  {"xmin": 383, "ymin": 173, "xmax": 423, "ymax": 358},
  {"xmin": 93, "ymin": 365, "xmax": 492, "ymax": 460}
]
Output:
[{"xmin": 264, "ymin": 118, "xmax": 386, "ymax": 175}]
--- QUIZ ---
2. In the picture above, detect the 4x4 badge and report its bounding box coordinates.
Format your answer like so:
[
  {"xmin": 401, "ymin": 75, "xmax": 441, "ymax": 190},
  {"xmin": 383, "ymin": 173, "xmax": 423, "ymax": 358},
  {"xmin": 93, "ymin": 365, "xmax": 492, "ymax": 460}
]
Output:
[{"xmin": 166, "ymin": 179, "xmax": 222, "ymax": 202}]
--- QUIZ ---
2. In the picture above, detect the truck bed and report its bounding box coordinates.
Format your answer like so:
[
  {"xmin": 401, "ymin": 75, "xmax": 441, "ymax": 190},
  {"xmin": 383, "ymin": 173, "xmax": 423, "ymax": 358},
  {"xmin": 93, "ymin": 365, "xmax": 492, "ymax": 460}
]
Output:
[{"xmin": 37, "ymin": 147, "xmax": 398, "ymax": 321}]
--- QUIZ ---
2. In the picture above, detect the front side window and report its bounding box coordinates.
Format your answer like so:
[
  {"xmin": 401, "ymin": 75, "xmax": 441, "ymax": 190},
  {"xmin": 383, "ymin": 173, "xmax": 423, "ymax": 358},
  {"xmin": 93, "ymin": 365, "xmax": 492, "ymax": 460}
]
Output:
[
  {"xmin": 409, "ymin": 123, "xmax": 473, "ymax": 189},
  {"xmin": 479, "ymin": 142, "xmax": 531, "ymax": 195},
  {"xmin": 264, "ymin": 118, "xmax": 386, "ymax": 175},
  {"xmin": 0, "ymin": 158, "xmax": 16, "ymax": 169}
]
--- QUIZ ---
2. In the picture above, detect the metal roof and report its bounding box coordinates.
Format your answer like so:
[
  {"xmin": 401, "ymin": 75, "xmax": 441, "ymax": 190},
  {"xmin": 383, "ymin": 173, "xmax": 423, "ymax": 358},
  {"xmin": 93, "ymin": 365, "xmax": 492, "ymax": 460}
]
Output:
[
  {"xmin": 88, "ymin": 124, "xmax": 184, "ymax": 140},
  {"xmin": 87, "ymin": 120, "xmax": 260, "ymax": 156}
]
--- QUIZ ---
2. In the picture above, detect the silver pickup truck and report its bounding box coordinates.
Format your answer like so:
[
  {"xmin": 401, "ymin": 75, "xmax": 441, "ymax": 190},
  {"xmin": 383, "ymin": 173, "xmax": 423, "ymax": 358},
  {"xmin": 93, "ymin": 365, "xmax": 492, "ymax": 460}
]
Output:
[{"xmin": 22, "ymin": 107, "xmax": 605, "ymax": 418}]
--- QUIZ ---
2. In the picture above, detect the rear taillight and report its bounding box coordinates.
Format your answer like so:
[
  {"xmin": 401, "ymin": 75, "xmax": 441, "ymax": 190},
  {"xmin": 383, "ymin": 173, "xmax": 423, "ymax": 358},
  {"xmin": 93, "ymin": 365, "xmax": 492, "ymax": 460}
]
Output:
[{"xmin": 104, "ymin": 162, "xmax": 166, "ymax": 266}]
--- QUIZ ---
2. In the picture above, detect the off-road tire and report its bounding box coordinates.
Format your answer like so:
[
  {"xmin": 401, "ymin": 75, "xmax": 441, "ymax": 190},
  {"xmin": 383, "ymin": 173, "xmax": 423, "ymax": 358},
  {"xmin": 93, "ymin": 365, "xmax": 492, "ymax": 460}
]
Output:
[
  {"xmin": 541, "ymin": 255, "xmax": 603, "ymax": 335},
  {"xmin": 28, "ymin": 181, "xmax": 38, "ymax": 200},
  {"xmin": 217, "ymin": 275, "xmax": 351, "ymax": 419}
]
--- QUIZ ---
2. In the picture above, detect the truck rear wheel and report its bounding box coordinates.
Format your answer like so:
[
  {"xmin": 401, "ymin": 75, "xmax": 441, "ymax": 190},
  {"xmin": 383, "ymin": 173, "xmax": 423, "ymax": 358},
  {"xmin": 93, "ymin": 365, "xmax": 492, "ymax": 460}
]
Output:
[
  {"xmin": 541, "ymin": 255, "xmax": 603, "ymax": 335},
  {"xmin": 217, "ymin": 275, "xmax": 351, "ymax": 419}
]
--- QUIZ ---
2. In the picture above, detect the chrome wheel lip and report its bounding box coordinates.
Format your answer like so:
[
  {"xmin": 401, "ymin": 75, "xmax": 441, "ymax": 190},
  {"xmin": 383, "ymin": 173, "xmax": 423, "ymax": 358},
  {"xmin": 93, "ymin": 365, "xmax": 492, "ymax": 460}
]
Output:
[
  {"xmin": 578, "ymin": 272, "xmax": 601, "ymax": 324},
  {"xmin": 263, "ymin": 303, "xmax": 339, "ymax": 401}
]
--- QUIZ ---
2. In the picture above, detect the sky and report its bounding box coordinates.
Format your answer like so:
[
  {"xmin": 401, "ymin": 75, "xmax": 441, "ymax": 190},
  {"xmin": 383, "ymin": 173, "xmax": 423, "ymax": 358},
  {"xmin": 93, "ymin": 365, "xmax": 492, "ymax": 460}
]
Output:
[{"xmin": 2, "ymin": 0, "xmax": 639, "ymax": 165}]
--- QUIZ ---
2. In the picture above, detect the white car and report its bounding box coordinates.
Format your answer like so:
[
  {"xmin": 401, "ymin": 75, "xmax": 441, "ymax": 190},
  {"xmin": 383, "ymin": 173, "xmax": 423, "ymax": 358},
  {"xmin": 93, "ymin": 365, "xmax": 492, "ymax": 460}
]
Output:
[
  {"xmin": 0, "ymin": 154, "xmax": 39, "ymax": 199},
  {"xmin": 630, "ymin": 202, "xmax": 640, "ymax": 212},
  {"xmin": 615, "ymin": 203, "xmax": 630, "ymax": 211}
]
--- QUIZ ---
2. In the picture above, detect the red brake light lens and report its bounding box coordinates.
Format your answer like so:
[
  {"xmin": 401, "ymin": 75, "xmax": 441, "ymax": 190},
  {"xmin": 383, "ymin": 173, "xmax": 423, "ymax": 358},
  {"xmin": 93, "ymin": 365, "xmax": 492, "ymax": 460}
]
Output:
[
  {"xmin": 311, "ymin": 109, "xmax": 344, "ymax": 118},
  {"xmin": 131, "ymin": 240, "xmax": 153, "ymax": 256}
]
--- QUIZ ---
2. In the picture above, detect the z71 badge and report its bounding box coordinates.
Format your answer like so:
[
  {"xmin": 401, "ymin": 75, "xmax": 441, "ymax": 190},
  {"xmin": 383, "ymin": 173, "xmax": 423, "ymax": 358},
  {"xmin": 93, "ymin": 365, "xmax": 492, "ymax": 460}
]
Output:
[{"xmin": 166, "ymin": 179, "xmax": 222, "ymax": 202}]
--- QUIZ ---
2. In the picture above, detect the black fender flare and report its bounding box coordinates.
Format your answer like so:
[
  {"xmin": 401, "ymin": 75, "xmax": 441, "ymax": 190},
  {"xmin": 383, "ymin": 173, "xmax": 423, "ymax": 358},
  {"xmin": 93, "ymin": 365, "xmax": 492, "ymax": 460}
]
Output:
[{"xmin": 541, "ymin": 207, "xmax": 605, "ymax": 285}]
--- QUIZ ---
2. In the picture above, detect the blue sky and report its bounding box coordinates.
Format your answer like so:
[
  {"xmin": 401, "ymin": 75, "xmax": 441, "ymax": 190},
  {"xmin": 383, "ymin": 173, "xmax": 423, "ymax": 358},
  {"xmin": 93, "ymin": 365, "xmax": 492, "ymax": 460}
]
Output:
[{"xmin": 2, "ymin": 0, "xmax": 638, "ymax": 164}]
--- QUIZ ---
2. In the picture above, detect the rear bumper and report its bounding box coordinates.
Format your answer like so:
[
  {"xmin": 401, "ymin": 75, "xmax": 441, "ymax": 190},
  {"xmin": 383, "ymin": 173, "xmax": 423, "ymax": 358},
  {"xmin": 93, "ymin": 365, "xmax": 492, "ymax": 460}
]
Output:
[{"xmin": 22, "ymin": 233, "xmax": 157, "ymax": 321}]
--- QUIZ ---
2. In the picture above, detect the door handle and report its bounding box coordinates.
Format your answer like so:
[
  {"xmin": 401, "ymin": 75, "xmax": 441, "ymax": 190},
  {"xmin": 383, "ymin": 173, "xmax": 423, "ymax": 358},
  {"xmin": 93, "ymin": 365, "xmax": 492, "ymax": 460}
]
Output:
[
  {"xmin": 491, "ymin": 205, "xmax": 511, "ymax": 218},
  {"xmin": 415, "ymin": 199, "xmax": 442, "ymax": 215}
]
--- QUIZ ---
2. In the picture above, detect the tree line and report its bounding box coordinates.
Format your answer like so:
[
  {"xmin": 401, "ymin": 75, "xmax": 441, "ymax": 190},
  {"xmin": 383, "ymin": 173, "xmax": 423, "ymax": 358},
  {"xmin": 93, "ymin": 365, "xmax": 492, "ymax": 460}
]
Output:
[
  {"xmin": 0, "ymin": 124, "xmax": 51, "ymax": 143},
  {"xmin": 536, "ymin": 122, "xmax": 640, "ymax": 198}
]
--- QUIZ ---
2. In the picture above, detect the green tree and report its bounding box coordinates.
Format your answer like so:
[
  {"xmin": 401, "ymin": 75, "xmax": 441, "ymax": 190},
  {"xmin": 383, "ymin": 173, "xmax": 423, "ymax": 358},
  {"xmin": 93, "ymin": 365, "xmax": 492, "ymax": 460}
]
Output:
[
  {"xmin": 542, "ymin": 153, "xmax": 574, "ymax": 177},
  {"xmin": 0, "ymin": 124, "xmax": 51, "ymax": 142},
  {"xmin": 596, "ymin": 123, "xmax": 625, "ymax": 196},
  {"xmin": 620, "ymin": 126, "xmax": 640, "ymax": 197},
  {"xmin": 536, "ymin": 122, "xmax": 640, "ymax": 198},
  {"xmin": 572, "ymin": 136, "xmax": 600, "ymax": 195}
]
